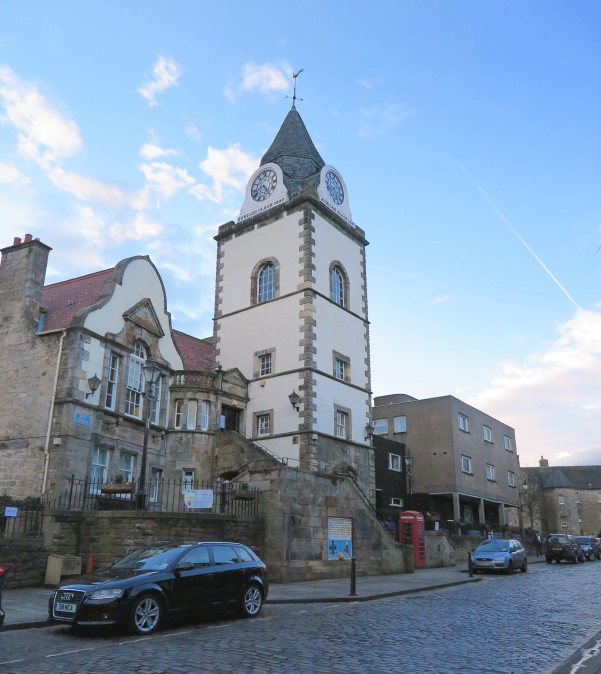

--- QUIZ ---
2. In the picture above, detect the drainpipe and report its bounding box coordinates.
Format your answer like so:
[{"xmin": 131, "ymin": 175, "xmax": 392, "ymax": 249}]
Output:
[{"xmin": 42, "ymin": 330, "xmax": 66, "ymax": 495}]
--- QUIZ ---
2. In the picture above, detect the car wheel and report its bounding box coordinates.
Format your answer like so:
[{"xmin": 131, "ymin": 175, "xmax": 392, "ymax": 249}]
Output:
[
  {"xmin": 571, "ymin": 555, "xmax": 578, "ymax": 564},
  {"xmin": 506, "ymin": 561, "xmax": 514, "ymax": 575},
  {"xmin": 240, "ymin": 583, "xmax": 263, "ymax": 618},
  {"xmin": 129, "ymin": 593, "xmax": 163, "ymax": 635},
  {"xmin": 521, "ymin": 559, "xmax": 528, "ymax": 573}
]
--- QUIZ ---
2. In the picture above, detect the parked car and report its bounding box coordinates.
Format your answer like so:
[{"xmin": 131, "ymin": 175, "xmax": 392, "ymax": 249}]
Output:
[
  {"xmin": 575, "ymin": 536, "xmax": 601, "ymax": 561},
  {"xmin": 470, "ymin": 539, "xmax": 527, "ymax": 574},
  {"xmin": 544, "ymin": 534, "xmax": 585, "ymax": 564},
  {"xmin": 49, "ymin": 541, "xmax": 268, "ymax": 634}
]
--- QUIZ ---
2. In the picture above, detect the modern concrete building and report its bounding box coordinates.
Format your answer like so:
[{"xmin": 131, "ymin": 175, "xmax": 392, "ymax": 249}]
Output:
[{"xmin": 371, "ymin": 393, "xmax": 521, "ymax": 531}]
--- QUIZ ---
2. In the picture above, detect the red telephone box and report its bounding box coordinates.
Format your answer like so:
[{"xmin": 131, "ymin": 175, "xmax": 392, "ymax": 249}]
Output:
[{"xmin": 399, "ymin": 510, "xmax": 426, "ymax": 568}]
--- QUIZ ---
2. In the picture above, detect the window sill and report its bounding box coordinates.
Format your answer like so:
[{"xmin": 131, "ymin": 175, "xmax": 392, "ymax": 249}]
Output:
[{"xmin": 462, "ymin": 471, "xmax": 473, "ymax": 476}]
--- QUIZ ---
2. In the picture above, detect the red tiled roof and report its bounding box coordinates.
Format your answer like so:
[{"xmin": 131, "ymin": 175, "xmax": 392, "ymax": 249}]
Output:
[
  {"xmin": 173, "ymin": 330, "xmax": 214, "ymax": 371},
  {"xmin": 41, "ymin": 268, "xmax": 114, "ymax": 331}
]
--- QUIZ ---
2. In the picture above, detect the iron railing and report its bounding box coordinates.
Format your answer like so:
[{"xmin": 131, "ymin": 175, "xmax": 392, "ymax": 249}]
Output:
[
  {"xmin": 41, "ymin": 476, "xmax": 259, "ymax": 516},
  {"xmin": 0, "ymin": 506, "xmax": 44, "ymax": 537}
]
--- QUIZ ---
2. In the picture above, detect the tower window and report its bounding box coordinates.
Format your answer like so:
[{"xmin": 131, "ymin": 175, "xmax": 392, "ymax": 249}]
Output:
[
  {"xmin": 331, "ymin": 266, "xmax": 345, "ymax": 306},
  {"xmin": 257, "ymin": 263, "xmax": 276, "ymax": 303}
]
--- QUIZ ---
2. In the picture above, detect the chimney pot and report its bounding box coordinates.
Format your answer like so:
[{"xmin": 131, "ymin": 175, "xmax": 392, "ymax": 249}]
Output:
[
  {"xmin": 13, "ymin": 237, "xmax": 22, "ymax": 246},
  {"xmin": 24, "ymin": 234, "xmax": 33, "ymax": 242}
]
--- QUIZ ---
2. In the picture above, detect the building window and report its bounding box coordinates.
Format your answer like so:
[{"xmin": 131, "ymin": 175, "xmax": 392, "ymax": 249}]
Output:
[
  {"xmin": 150, "ymin": 468, "xmax": 162, "ymax": 503},
  {"xmin": 558, "ymin": 495, "xmax": 565, "ymax": 505},
  {"xmin": 390, "ymin": 497, "xmax": 403, "ymax": 507},
  {"xmin": 389, "ymin": 453, "xmax": 401, "ymax": 471},
  {"xmin": 483, "ymin": 426, "xmax": 492, "ymax": 443},
  {"xmin": 394, "ymin": 416, "xmax": 407, "ymax": 433},
  {"xmin": 257, "ymin": 413, "xmax": 271, "ymax": 437},
  {"xmin": 259, "ymin": 354, "xmax": 272, "ymax": 377},
  {"xmin": 187, "ymin": 400, "xmax": 197, "ymax": 430},
  {"xmin": 486, "ymin": 464, "xmax": 496, "ymax": 481},
  {"xmin": 335, "ymin": 410, "xmax": 349, "ymax": 439},
  {"xmin": 331, "ymin": 266, "xmax": 345, "ymax": 306},
  {"xmin": 199, "ymin": 401, "xmax": 209, "ymax": 431},
  {"xmin": 458, "ymin": 413, "xmax": 469, "ymax": 432},
  {"xmin": 182, "ymin": 470, "xmax": 195, "ymax": 490},
  {"xmin": 151, "ymin": 376, "xmax": 162, "ymax": 425},
  {"xmin": 174, "ymin": 400, "xmax": 184, "ymax": 428},
  {"xmin": 257, "ymin": 262, "xmax": 276, "ymax": 303},
  {"xmin": 90, "ymin": 447, "xmax": 109, "ymax": 489},
  {"xmin": 373, "ymin": 419, "xmax": 389, "ymax": 435},
  {"xmin": 125, "ymin": 341, "xmax": 146, "ymax": 418},
  {"xmin": 119, "ymin": 453, "xmax": 134, "ymax": 483},
  {"xmin": 461, "ymin": 455, "xmax": 472, "ymax": 474},
  {"xmin": 503, "ymin": 435, "xmax": 512, "ymax": 451},
  {"xmin": 597, "ymin": 491, "xmax": 601, "ymax": 504},
  {"xmin": 560, "ymin": 517, "xmax": 568, "ymax": 528},
  {"xmin": 105, "ymin": 353, "xmax": 119, "ymax": 411},
  {"xmin": 508, "ymin": 471, "xmax": 515, "ymax": 487},
  {"xmin": 334, "ymin": 358, "xmax": 346, "ymax": 380}
]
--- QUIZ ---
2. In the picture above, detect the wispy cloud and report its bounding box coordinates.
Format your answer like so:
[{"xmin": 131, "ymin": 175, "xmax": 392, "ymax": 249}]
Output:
[
  {"xmin": 225, "ymin": 62, "xmax": 290, "ymax": 102},
  {"xmin": 140, "ymin": 143, "xmax": 178, "ymax": 160},
  {"xmin": 432, "ymin": 296, "xmax": 448, "ymax": 305},
  {"xmin": 468, "ymin": 309, "xmax": 601, "ymax": 466},
  {"xmin": 358, "ymin": 104, "xmax": 413, "ymax": 137},
  {"xmin": 0, "ymin": 161, "xmax": 30, "ymax": 187},
  {"xmin": 0, "ymin": 65, "xmax": 82, "ymax": 167},
  {"xmin": 190, "ymin": 144, "xmax": 257, "ymax": 202},
  {"xmin": 138, "ymin": 55, "xmax": 182, "ymax": 107}
]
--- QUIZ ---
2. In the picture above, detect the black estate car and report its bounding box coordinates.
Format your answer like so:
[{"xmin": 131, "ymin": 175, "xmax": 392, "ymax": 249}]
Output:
[
  {"xmin": 544, "ymin": 534, "xmax": 585, "ymax": 564},
  {"xmin": 49, "ymin": 541, "xmax": 268, "ymax": 634}
]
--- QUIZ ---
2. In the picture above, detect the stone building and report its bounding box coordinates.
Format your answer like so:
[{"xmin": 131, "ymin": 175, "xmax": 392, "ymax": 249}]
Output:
[
  {"xmin": 523, "ymin": 457, "xmax": 601, "ymax": 536},
  {"xmin": 371, "ymin": 393, "xmax": 521, "ymax": 532},
  {"xmin": 0, "ymin": 106, "xmax": 406, "ymax": 581}
]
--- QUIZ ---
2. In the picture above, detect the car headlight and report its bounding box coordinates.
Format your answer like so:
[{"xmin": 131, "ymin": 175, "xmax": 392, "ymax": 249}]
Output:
[{"xmin": 89, "ymin": 588, "xmax": 124, "ymax": 601}]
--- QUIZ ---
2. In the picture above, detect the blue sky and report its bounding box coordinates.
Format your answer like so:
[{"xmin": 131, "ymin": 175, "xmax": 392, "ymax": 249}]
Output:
[{"xmin": 1, "ymin": 1, "xmax": 600, "ymax": 468}]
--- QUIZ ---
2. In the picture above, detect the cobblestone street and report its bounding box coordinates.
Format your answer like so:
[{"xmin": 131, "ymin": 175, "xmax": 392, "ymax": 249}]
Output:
[{"xmin": 2, "ymin": 563, "xmax": 600, "ymax": 673}]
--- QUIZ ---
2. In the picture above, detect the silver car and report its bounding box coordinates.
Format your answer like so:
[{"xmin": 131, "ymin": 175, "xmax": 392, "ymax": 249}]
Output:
[{"xmin": 470, "ymin": 539, "xmax": 527, "ymax": 575}]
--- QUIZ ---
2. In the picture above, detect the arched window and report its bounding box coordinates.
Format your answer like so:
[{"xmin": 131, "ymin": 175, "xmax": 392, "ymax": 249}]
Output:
[
  {"xmin": 125, "ymin": 341, "xmax": 146, "ymax": 418},
  {"xmin": 330, "ymin": 265, "xmax": 346, "ymax": 307},
  {"xmin": 257, "ymin": 262, "xmax": 276, "ymax": 303}
]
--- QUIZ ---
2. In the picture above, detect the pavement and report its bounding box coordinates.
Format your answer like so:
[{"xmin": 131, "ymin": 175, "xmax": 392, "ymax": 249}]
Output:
[{"xmin": 0, "ymin": 558, "xmax": 545, "ymax": 631}]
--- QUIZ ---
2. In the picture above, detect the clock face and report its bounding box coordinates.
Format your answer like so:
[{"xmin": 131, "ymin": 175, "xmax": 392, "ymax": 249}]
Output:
[
  {"xmin": 251, "ymin": 169, "xmax": 277, "ymax": 202},
  {"xmin": 325, "ymin": 171, "xmax": 344, "ymax": 205}
]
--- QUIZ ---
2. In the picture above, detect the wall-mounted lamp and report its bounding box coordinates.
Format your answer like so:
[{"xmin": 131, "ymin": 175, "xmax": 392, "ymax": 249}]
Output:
[
  {"xmin": 85, "ymin": 374, "xmax": 101, "ymax": 398},
  {"xmin": 404, "ymin": 451, "xmax": 413, "ymax": 475},
  {"xmin": 521, "ymin": 480, "xmax": 529, "ymax": 491},
  {"xmin": 364, "ymin": 422, "xmax": 374, "ymax": 441},
  {"xmin": 288, "ymin": 390, "xmax": 300, "ymax": 412}
]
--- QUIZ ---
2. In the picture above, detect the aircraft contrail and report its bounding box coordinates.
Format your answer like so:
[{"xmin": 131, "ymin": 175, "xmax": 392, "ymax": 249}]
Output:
[{"xmin": 458, "ymin": 162, "xmax": 582, "ymax": 311}]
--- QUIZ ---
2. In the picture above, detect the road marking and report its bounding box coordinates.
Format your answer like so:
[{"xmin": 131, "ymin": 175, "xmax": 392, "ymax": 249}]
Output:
[
  {"xmin": 293, "ymin": 610, "xmax": 308, "ymax": 614},
  {"xmin": 208, "ymin": 624, "xmax": 229, "ymax": 629},
  {"xmin": 47, "ymin": 648, "xmax": 94, "ymax": 657},
  {"xmin": 257, "ymin": 617, "xmax": 273, "ymax": 621},
  {"xmin": 0, "ymin": 659, "xmax": 25, "ymax": 665},
  {"xmin": 161, "ymin": 630, "xmax": 193, "ymax": 637},
  {"xmin": 569, "ymin": 638, "xmax": 601, "ymax": 674},
  {"xmin": 119, "ymin": 637, "xmax": 151, "ymax": 645}
]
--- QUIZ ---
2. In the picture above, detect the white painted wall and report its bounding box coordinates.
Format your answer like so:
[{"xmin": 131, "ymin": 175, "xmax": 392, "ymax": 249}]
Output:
[
  {"xmin": 313, "ymin": 373, "xmax": 370, "ymax": 443},
  {"xmin": 83, "ymin": 258, "xmax": 182, "ymax": 369},
  {"xmin": 219, "ymin": 214, "xmax": 300, "ymax": 315}
]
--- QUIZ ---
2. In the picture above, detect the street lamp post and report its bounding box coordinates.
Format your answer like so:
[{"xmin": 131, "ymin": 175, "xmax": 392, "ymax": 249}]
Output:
[
  {"xmin": 136, "ymin": 360, "xmax": 161, "ymax": 511},
  {"xmin": 404, "ymin": 451, "xmax": 413, "ymax": 511}
]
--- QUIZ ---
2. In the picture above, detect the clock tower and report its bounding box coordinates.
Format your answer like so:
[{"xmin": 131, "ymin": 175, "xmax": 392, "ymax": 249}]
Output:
[{"xmin": 214, "ymin": 106, "xmax": 373, "ymax": 489}]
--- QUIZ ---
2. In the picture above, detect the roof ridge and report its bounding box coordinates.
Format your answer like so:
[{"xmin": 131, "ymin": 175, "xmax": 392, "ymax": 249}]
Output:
[{"xmin": 44, "ymin": 267, "xmax": 114, "ymax": 289}]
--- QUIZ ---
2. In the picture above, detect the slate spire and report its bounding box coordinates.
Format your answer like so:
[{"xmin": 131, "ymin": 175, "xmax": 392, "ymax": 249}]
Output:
[{"xmin": 261, "ymin": 108, "xmax": 325, "ymax": 196}]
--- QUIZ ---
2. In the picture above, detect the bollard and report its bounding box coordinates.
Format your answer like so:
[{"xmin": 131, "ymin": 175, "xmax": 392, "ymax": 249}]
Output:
[
  {"xmin": 349, "ymin": 557, "xmax": 357, "ymax": 597},
  {"xmin": 0, "ymin": 566, "xmax": 5, "ymax": 628},
  {"xmin": 468, "ymin": 550, "xmax": 473, "ymax": 578}
]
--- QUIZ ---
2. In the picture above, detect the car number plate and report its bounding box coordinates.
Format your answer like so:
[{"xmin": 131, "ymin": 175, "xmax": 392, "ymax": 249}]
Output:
[
  {"xmin": 55, "ymin": 602, "xmax": 76, "ymax": 613},
  {"xmin": 478, "ymin": 561, "xmax": 493, "ymax": 567},
  {"xmin": 552, "ymin": 547, "xmax": 562, "ymax": 552}
]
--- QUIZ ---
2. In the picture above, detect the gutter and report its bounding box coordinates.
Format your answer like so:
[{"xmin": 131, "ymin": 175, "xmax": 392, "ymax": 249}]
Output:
[{"xmin": 41, "ymin": 330, "xmax": 66, "ymax": 495}]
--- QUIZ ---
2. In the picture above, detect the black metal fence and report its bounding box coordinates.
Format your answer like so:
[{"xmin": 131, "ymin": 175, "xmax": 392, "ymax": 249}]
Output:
[
  {"xmin": 41, "ymin": 476, "xmax": 260, "ymax": 516},
  {"xmin": 0, "ymin": 506, "xmax": 44, "ymax": 537}
]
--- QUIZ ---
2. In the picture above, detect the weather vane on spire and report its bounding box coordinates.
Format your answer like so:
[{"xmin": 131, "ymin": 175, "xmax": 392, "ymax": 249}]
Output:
[{"xmin": 285, "ymin": 69, "xmax": 304, "ymax": 108}]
